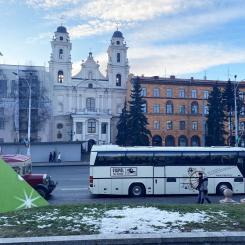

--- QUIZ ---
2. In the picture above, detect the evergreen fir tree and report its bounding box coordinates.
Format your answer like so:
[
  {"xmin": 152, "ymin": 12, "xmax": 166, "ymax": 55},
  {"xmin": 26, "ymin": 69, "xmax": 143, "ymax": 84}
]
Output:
[
  {"xmin": 222, "ymin": 79, "xmax": 234, "ymax": 145},
  {"xmin": 116, "ymin": 101, "xmax": 129, "ymax": 146},
  {"xmin": 127, "ymin": 77, "xmax": 151, "ymax": 146},
  {"xmin": 206, "ymin": 83, "xmax": 226, "ymax": 146}
]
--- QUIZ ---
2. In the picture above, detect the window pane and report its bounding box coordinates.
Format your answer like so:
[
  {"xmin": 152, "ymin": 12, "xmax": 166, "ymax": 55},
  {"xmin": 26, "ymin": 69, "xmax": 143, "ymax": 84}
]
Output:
[
  {"xmin": 95, "ymin": 152, "xmax": 125, "ymax": 166},
  {"xmin": 125, "ymin": 152, "xmax": 153, "ymax": 165}
]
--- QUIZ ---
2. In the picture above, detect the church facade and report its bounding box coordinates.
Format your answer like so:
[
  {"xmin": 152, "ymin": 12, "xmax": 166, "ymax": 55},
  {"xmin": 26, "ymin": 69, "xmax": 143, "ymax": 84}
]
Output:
[{"xmin": 0, "ymin": 26, "xmax": 129, "ymax": 147}]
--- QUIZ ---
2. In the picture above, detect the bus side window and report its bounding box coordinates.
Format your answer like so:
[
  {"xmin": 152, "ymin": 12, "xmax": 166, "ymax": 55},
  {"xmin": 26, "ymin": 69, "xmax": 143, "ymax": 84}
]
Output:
[
  {"xmin": 221, "ymin": 153, "xmax": 237, "ymax": 165},
  {"xmin": 125, "ymin": 152, "xmax": 153, "ymax": 166},
  {"xmin": 95, "ymin": 152, "xmax": 124, "ymax": 166}
]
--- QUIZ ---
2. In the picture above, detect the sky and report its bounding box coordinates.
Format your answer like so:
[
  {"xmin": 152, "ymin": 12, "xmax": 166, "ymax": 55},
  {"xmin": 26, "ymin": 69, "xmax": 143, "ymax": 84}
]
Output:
[{"xmin": 1, "ymin": 0, "xmax": 245, "ymax": 81}]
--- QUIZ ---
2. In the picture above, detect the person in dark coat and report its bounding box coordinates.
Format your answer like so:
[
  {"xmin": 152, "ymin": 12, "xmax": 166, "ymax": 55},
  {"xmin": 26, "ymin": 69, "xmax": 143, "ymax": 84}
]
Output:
[
  {"xmin": 196, "ymin": 172, "xmax": 211, "ymax": 204},
  {"xmin": 49, "ymin": 152, "xmax": 53, "ymax": 163},
  {"xmin": 53, "ymin": 151, "xmax": 57, "ymax": 163},
  {"xmin": 196, "ymin": 172, "xmax": 203, "ymax": 204}
]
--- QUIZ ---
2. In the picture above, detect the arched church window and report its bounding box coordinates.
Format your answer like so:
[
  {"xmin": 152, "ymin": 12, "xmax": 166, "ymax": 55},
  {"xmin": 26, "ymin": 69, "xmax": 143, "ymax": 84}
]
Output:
[
  {"xmin": 59, "ymin": 49, "xmax": 63, "ymax": 59},
  {"xmin": 88, "ymin": 71, "xmax": 93, "ymax": 80},
  {"xmin": 116, "ymin": 41, "xmax": 120, "ymax": 45},
  {"xmin": 58, "ymin": 70, "xmax": 64, "ymax": 83},
  {"xmin": 116, "ymin": 74, "xmax": 121, "ymax": 86},
  {"xmin": 60, "ymin": 36, "xmax": 63, "ymax": 41},
  {"xmin": 88, "ymin": 83, "xmax": 93, "ymax": 88},
  {"xmin": 117, "ymin": 53, "xmax": 120, "ymax": 63}
]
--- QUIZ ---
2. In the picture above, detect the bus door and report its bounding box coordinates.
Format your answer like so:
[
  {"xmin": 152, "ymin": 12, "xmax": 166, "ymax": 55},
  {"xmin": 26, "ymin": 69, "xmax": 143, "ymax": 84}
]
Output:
[
  {"xmin": 163, "ymin": 153, "xmax": 182, "ymax": 194},
  {"xmin": 153, "ymin": 152, "xmax": 174, "ymax": 195},
  {"xmin": 153, "ymin": 166, "xmax": 165, "ymax": 194}
]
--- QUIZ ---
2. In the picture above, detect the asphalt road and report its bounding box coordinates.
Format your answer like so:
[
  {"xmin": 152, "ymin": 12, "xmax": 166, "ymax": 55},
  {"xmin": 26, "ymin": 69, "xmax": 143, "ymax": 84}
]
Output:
[{"xmin": 33, "ymin": 166, "xmax": 244, "ymax": 205}]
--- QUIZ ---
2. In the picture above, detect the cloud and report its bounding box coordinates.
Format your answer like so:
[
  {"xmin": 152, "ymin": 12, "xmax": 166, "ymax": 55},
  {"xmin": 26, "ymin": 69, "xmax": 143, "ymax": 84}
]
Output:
[
  {"xmin": 63, "ymin": 0, "xmax": 214, "ymax": 22},
  {"xmin": 72, "ymin": 43, "xmax": 245, "ymax": 79},
  {"xmin": 25, "ymin": 0, "xmax": 79, "ymax": 9},
  {"xmin": 128, "ymin": 44, "xmax": 245, "ymax": 76}
]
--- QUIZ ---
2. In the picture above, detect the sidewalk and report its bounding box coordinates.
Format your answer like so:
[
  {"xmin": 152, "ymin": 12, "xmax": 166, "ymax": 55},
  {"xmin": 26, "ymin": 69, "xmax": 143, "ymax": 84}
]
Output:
[{"xmin": 33, "ymin": 161, "xmax": 89, "ymax": 167}]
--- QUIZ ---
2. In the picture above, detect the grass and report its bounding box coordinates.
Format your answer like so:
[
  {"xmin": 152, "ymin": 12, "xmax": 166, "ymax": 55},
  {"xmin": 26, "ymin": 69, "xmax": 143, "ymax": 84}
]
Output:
[{"xmin": 0, "ymin": 204, "xmax": 244, "ymax": 238}]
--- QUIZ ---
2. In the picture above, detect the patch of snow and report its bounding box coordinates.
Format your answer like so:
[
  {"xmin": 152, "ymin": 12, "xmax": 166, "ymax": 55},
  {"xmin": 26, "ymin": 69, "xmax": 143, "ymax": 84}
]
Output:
[
  {"xmin": 100, "ymin": 207, "xmax": 210, "ymax": 234},
  {"xmin": 37, "ymin": 224, "xmax": 52, "ymax": 229}
]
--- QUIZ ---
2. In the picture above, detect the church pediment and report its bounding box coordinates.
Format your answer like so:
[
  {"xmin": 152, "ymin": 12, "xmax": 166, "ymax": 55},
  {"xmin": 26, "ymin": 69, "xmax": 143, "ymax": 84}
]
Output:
[{"xmin": 72, "ymin": 79, "xmax": 108, "ymax": 89}]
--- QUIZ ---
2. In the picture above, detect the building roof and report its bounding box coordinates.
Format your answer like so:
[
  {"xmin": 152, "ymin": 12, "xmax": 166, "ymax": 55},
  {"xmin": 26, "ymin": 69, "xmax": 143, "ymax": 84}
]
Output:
[
  {"xmin": 57, "ymin": 26, "xmax": 67, "ymax": 33},
  {"xmin": 112, "ymin": 30, "xmax": 123, "ymax": 38}
]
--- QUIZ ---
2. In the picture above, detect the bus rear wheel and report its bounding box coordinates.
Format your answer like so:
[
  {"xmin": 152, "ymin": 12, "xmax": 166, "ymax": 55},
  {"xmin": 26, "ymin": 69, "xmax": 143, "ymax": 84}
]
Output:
[
  {"xmin": 216, "ymin": 183, "xmax": 232, "ymax": 196},
  {"xmin": 129, "ymin": 183, "xmax": 145, "ymax": 197}
]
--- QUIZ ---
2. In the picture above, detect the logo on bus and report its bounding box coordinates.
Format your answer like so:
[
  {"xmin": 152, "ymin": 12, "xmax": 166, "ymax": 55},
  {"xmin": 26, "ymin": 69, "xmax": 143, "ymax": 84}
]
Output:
[{"xmin": 110, "ymin": 167, "xmax": 137, "ymax": 177}]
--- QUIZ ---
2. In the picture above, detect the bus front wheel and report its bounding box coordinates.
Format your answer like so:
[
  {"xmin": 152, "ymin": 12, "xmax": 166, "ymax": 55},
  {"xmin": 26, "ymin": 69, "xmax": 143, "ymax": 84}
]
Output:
[{"xmin": 129, "ymin": 183, "xmax": 145, "ymax": 197}]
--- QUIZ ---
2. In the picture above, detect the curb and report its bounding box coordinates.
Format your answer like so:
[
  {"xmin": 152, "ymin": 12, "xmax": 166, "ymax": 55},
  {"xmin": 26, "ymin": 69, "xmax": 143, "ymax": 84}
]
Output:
[{"xmin": 0, "ymin": 231, "xmax": 245, "ymax": 244}]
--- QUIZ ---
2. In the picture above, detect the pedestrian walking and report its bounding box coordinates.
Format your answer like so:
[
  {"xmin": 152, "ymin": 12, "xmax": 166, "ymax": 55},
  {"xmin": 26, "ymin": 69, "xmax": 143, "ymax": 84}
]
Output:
[
  {"xmin": 53, "ymin": 151, "xmax": 57, "ymax": 163},
  {"xmin": 196, "ymin": 172, "xmax": 211, "ymax": 204},
  {"xmin": 57, "ymin": 152, "xmax": 61, "ymax": 162},
  {"xmin": 201, "ymin": 176, "xmax": 211, "ymax": 204},
  {"xmin": 196, "ymin": 172, "xmax": 203, "ymax": 204},
  {"xmin": 49, "ymin": 152, "xmax": 53, "ymax": 163}
]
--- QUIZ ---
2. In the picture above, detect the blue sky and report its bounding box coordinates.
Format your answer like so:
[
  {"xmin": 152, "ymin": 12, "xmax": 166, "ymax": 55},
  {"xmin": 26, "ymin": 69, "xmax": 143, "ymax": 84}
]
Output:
[{"xmin": 1, "ymin": 0, "xmax": 245, "ymax": 81}]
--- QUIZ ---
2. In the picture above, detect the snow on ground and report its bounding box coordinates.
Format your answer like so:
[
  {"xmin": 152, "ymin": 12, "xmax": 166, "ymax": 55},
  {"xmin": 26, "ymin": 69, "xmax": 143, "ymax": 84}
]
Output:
[
  {"xmin": 0, "ymin": 207, "xmax": 227, "ymax": 234},
  {"xmin": 100, "ymin": 207, "xmax": 210, "ymax": 234}
]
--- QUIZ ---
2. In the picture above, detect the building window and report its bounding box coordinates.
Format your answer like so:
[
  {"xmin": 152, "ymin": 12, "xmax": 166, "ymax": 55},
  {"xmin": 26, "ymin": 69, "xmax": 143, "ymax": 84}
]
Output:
[
  {"xmin": 58, "ymin": 103, "xmax": 64, "ymax": 113},
  {"xmin": 86, "ymin": 98, "xmax": 95, "ymax": 112},
  {"xmin": 166, "ymin": 88, "xmax": 173, "ymax": 98},
  {"xmin": 88, "ymin": 83, "xmax": 93, "ymax": 88},
  {"xmin": 0, "ymin": 80, "xmax": 7, "ymax": 97},
  {"xmin": 60, "ymin": 36, "xmax": 63, "ymax": 41},
  {"xmin": 203, "ymin": 90, "xmax": 209, "ymax": 99},
  {"xmin": 142, "ymin": 102, "xmax": 147, "ymax": 113},
  {"xmin": 178, "ymin": 135, "xmax": 188, "ymax": 146},
  {"xmin": 116, "ymin": 74, "xmax": 121, "ymax": 86},
  {"xmin": 116, "ymin": 41, "xmax": 120, "ymax": 45},
  {"xmin": 58, "ymin": 70, "xmax": 64, "ymax": 83},
  {"xmin": 180, "ymin": 121, "xmax": 186, "ymax": 130},
  {"xmin": 153, "ymin": 104, "xmax": 160, "ymax": 113},
  {"xmin": 88, "ymin": 71, "xmax": 93, "ymax": 80},
  {"xmin": 239, "ymin": 122, "xmax": 245, "ymax": 131},
  {"xmin": 117, "ymin": 53, "xmax": 120, "ymax": 62},
  {"xmin": 191, "ymin": 90, "xmax": 197, "ymax": 98},
  {"xmin": 76, "ymin": 122, "xmax": 83, "ymax": 134},
  {"xmin": 191, "ymin": 101, "xmax": 199, "ymax": 114},
  {"xmin": 101, "ymin": 123, "xmax": 107, "ymax": 134},
  {"xmin": 179, "ymin": 105, "xmax": 186, "ymax": 114},
  {"xmin": 166, "ymin": 101, "xmax": 173, "ymax": 114},
  {"xmin": 57, "ymin": 132, "xmax": 62, "ymax": 139},
  {"xmin": 179, "ymin": 89, "xmax": 185, "ymax": 98},
  {"xmin": 240, "ymin": 106, "xmax": 245, "ymax": 116},
  {"xmin": 153, "ymin": 121, "xmax": 160, "ymax": 130},
  {"xmin": 59, "ymin": 49, "xmax": 63, "ymax": 59},
  {"xmin": 57, "ymin": 123, "xmax": 63, "ymax": 129},
  {"xmin": 192, "ymin": 121, "xmax": 198, "ymax": 130},
  {"xmin": 166, "ymin": 121, "xmax": 173, "ymax": 130},
  {"xmin": 191, "ymin": 135, "xmax": 200, "ymax": 146},
  {"xmin": 141, "ymin": 87, "xmax": 147, "ymax": 96},
  {"xmin": 0, "ymin": 118, "xmax": 4, "ymax": 129},
  {"xmin": 204, "ymin": 106, "xmax": 209, "ymax": 115},
  {"xmin": 153, "ymin": 88, "xmax": 160, "ymax": 97},
  {"xmin": 88, "ymin": 119, "xmax": 96, "ymax": 133},
  {"xmin": 0, "ymin": 138, "xmax": 4, "ymax": 143}
]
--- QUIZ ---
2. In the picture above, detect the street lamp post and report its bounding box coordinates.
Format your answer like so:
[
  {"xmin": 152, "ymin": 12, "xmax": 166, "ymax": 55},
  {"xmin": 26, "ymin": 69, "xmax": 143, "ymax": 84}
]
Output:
[
  {"xmin": 13, "ymin": 72, "xmax": 32, "ymax": 156},
  {"xmin": 234, "ymin": 75, "xmax": 238, "ymax": 146}
]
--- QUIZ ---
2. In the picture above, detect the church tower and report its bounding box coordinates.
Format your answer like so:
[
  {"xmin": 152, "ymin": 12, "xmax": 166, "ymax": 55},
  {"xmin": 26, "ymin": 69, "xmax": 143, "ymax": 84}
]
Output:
[
  {"xmin": 49, "ymin": 26, "xmax": 72, "ymax": 84},
  {"xmin": 107, "ymin": 30, "xmax": 129, "ymax": 89}
]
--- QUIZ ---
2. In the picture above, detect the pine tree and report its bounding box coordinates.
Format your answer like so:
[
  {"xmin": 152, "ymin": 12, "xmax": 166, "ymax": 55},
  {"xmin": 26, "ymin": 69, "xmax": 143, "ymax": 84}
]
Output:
[
  {"xmin": 222, "ymin": 79, "xmax": 234, "ymax": 145},
  {"xmin": 206, "ymin": 83, "xmax": 226, "ymax": 146},
  {"xmin": 127, "ymin": 77, "xmax": 151, "ymax": 146},
  {"xmin": 116, "ymin": 101, "xmax": 129, "ymax": 146}
]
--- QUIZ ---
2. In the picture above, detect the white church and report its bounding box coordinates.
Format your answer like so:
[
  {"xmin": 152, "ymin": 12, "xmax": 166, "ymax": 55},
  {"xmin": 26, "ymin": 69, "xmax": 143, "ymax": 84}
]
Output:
[{"xmin": 0, "ymin": 26, "xmax": 129, "ymax": 147}]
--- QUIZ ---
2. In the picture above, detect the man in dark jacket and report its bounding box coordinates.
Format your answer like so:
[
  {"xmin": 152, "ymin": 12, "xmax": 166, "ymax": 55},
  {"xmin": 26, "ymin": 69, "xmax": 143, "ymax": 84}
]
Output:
[{"xmin": 196, "ymin": 172, "xmax": 211, "ymax": 204}]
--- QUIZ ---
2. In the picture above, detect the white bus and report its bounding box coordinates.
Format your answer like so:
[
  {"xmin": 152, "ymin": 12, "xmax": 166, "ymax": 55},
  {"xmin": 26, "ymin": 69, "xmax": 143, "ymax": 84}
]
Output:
[{"xmin": 89, "ymin": 145, "xmax": 245, "ymax": 196}]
